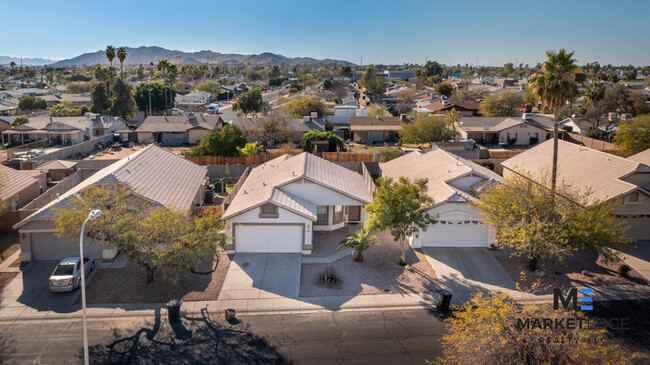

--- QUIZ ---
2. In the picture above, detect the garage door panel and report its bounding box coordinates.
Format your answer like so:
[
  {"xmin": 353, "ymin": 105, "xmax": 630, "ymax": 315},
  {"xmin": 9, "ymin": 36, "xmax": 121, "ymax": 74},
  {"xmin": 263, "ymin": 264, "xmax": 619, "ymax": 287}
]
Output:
[
  {"xmin": 420, "ymin": 210, "xmax": 488, "ymax": 247},
  {"xmin": 31, "ymin": 233, "xmax": 103, "ymax": 261},
  {"xmin": 235, "ymin": 225, "xmax": 303, "ymax": 253}
]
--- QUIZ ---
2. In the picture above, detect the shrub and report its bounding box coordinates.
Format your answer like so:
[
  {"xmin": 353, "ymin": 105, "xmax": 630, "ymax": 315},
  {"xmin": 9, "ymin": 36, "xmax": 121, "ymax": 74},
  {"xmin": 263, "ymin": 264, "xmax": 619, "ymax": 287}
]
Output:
[
  {"xmin": 483, "ymin": 161, "xmax": 495, "ymax": 170},
  {"xmin": 379, "ymin": 147, "xmax": 403, "ymax": 162},
  {"xmin": 318, "ymin": 266, "xmax": 341, "ymax": 287},
  {"xmin": 301, "ymin": 131, "xmax": 344, "ymax": 152},
  {"xmin": 617, "ymin": 264, "xmax": 631, "ymax": 277}
]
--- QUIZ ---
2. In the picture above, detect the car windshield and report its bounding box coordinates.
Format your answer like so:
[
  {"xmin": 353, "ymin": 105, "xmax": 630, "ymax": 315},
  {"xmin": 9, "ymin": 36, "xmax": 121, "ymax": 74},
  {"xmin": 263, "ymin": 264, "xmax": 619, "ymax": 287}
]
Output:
[{"xmin": 53, "ymin": 264, "xmax": 75, "ymax": 276}]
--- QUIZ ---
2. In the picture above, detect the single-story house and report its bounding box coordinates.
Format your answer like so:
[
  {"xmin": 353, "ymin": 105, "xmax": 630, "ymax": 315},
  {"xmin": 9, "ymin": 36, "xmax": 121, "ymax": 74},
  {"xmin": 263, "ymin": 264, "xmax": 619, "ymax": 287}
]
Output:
[
  {"xmin": 230, "ymin": 116, "xmax": 324, "ymax": 145},
  {"xmin": 380, "ymin": 148, "xmax": 502, "ymax": 248},
  {"xmin": 222, "ymin": 152, "xmax": 373, "ymax": 254},
  {"xmin": 0, "ymin": 165, "xmax": 46, "ymax": 231},
  {"xmin": 348, "ymin": 115, "xmax": 409, "ymax": 144},
  {"xmin": 13, "ymin": 144, "xmax": 208, "ymax": 261},
  {"xmin": 59, "ymin": 93, "xmax": 92, "ymax": 106},
  {"xmin": 136, "ymin": 114, "xmax": 224, "ymax": 145},
  {"xmin": 422, "ymin": 101, "xmax": 480, "ymax": 116},
  {"xmin": 0, "ymin": 116, "xmax": 12, "ymax": 132},
  {"xmin": 502, "ymin": 140, "xmax": 650, "ymax": 240},
  {"xmin": 458, "ymin": 114, "xmax": 560, "ymax": 146},
  {"xmin": 0, "ymin": 114, "xmax": 126, "ymax": 145},
  {"xmin": 175, "ymin": 90, "xmax": 213, "ymax": 110},
  {"xmin": 0, "ymin": 100, "xmax": 19, "ymax": 116}
]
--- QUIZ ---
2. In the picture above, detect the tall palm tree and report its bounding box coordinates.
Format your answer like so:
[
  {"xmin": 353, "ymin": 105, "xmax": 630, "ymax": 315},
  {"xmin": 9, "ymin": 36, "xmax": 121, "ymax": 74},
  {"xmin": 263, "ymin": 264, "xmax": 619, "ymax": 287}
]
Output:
[
  {"xmin": 116, "ymin": 47, "xmax": 127, "ymax": 78},
  {"xmin": 584, "ymin": 81, "xmax": 606, "ymax": 108},
  {"xmin": 156, "ymin": 59, "xmax": 170, "ymax": 110},
  {"xmin": 337, "ymin": 229, "xmax": 380, "ymax": 263},
  {"xmin": 529, "ymin": 49, "xmax": 586, "ymax": 191},
  {"xmin": 105, "ymin": 45, "xmax": 116, "ymax": 66},
  {"xmin": 166, "ymin": 64, "xmax": 178, "ymax": 109}
]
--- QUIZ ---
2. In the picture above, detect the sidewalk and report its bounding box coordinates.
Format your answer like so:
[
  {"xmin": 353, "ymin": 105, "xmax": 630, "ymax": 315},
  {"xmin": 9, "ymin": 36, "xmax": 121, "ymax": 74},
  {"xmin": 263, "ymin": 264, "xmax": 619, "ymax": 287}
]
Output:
[{"xmin": 2, "ymin": 284, "xmax": 649, "ymax": 324}]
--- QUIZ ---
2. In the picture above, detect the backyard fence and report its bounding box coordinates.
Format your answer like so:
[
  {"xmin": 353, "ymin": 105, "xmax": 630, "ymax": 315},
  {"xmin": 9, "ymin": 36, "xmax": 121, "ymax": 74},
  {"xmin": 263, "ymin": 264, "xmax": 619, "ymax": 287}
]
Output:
[
  {"xmin": 562, "ymin": 132, "xmax": 622, "ymax": 156},
  {"xmin": 185, "ymin": 151, "xmax": 375, "ymax": 166},
  {"xmin": 30, "ymin": 135, "xmax": 115, "ymax": 165},
  {"xmin": 487, "ymin": 149, "xmax": 524, "ymax": 159}
]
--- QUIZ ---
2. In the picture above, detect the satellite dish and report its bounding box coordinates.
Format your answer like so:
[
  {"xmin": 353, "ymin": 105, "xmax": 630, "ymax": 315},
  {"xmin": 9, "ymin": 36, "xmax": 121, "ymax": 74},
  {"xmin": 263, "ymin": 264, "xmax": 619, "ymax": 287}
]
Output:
[{"xmin": 483, "ymin": 126, "xmax": 489, "ymax": 131}]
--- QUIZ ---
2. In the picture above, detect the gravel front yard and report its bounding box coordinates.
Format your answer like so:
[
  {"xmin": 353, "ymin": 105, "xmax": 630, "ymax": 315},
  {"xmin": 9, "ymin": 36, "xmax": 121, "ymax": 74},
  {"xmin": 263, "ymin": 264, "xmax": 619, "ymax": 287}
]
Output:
[
  {"xmin": 82, "ymin": 251, "xmax": 232, "ymax": 304},
  {"xmin": 0, "ymin": 231, "xmax": 20, "ymax": 265},
  {"xmin": 494, "ymin": 249, "xmax": 648, "ymax": 289},
  {"xmin": 301, "ymin": 230, "xmax": 437, "ymax": 297}
]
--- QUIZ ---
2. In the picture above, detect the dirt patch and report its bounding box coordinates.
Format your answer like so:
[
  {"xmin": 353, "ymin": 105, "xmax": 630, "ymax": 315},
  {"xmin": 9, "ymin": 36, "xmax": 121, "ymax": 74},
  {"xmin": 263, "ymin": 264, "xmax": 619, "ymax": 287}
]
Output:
[
  {"xmin": 0, "ymin": 272, "xmax": 18, "ymax": 291},
  {"xmin": 301, "ymin": 230, "xmax": 437, "ymax": 297},
  {"xmin": 494, "ymin": 250, "xmax": 648, "ymax": 289},
  {"xmin": 82, "ymin": 251, "xmax": 232, "ymax": 304},
  {"xmin": 0, "ymin": 231, "xmax": 20, "ymax": 265}
]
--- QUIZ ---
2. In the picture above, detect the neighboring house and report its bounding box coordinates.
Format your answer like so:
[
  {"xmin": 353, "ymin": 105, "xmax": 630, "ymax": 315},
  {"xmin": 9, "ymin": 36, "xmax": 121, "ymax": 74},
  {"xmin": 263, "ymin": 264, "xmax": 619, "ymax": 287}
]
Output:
[
  {"xmin": 348, "ymin": 115, "xmax": 408, "ymax": 144},
  {"xmin": 230, "ymin": 116, "xmax": 324, "ymax": 145},
  {"xmin": 0, "ymin": 100, "xmax": 19, "ymax": 116},
  {"xmin": 458, "ymin": 114, "xmax": 559, "ymax": 146},
  {"xmin": 136, "ymin": 114, "xmax": 224, "ymax": 145},
  {"xmin": 0, "ymin": 116, "xmax": 12, "ymax": 132},
  {"xmin": 14, "ymin": 144, "xmax": 208, "ymax": 261},
  {"xmin": 59, "ymin": 93, "xmax": 92, "ymax": 106},
  {"xmin": 381, "ymin": 70, "xmax": 415, "ymax": 80},
  {"xmin": 380, "ymin": 149, "xmax": 502, "ymax": 248},
  {"xmin": 175, "ymin": 90, "xmax": 213, "ymax": 109},
  {"xmin": 222, "ymin": 152, "xmax": 373, "ymax": 254},
  {"xmin": 0, "ymin": 114, "xmax": 126, "ymax": 145},
  {"xmin": 35, "ymin": 159, "xmax": 77, "ymax": 181},
  {"xmin": 422, "ymin": 100, "xmax": 480, "ymax": 116},
  {"xmin": 628, "ymin": 148, "xmax": 650, "ymax": 166},
  {"xmin": 0, "ymin": 165, "xmax": 46, "ymax": 231},
  {"xmin": 502, "ymin": 140, "xmax": 650, "ymax": 240}
]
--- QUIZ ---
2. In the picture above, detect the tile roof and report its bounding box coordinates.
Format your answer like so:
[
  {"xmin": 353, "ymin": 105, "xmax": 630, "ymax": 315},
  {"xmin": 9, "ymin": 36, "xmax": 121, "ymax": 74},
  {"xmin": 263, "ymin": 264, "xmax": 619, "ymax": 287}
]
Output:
[
  {"xmin": 9, "ymin": 116, "xmax": 90, "ymax": 132},
  {"xmin": 380, "ymin": 149, "xmax": 503, "ymax": 205},
  {"xmin": 502, "ymin": 139, "xmax": 650, "ymax": 203},
  {"xmin": 348, "ymin": 116, "xmax": 403, "ymax": 126},
  {"xmin": 628, "ymin": 148, "xmax": 650, "ymax": 166},
  {"xmin": 460, "ymin": 115, "xmax": 555, "ymax": 132},
  {"xmin": 230, "ymin": 117, "xmax": 324, "ymax": 134},
  {"xmin": 223, "ymin": 152, "xmax": 373, "ymax": 220},
  {"xmin": 14, "ymin": 145, "xmax": 207, "ymax": 227},
  {"xmin": 36, "ymin": 159, "xmax": 77, "ymax": 170},
  {"xmin": 136, "ymin": 115, "xmax": 223, "ymax": 133},
  {"xmin": 0, "ymin": 165, "xmax": 38, "ymax": 201},
  {"xmin": 423, "ymin": 101, "xmax": 480, "ymax": 112}
]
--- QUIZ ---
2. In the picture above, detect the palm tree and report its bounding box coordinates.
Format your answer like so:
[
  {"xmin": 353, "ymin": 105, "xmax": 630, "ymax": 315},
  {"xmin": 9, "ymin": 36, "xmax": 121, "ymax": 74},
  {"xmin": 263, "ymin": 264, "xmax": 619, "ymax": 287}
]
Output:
[
  {"xmin": 166, "ymin": 64, "xmax": 178, "ymax": 109},
  {"xmin": 584, "ymin": 81, "xmax": 606, "ymax": 108},
  {"xmin": 116, "ymin": 47, "xmax": 127, "ymax": 78},
  {"xmin": 156, "ymin": 59, "xmax": 170, "ymax": 110},
  {"xmin": 529, "ymin": 49, "xmax": 586, "ymax": 191},
  {"xmin": 337, "ymin": 229, "xmax": 380, "ymax": 263},
  {"xmin": 105, "ymin": 45, "xmax": 116, "ymax": 66}
]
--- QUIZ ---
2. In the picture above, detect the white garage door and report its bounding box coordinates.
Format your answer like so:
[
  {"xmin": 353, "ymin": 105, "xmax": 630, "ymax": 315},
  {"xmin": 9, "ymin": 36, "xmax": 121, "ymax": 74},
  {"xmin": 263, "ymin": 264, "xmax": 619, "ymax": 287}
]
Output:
[
  {"xmin": 30, "ymin": 232, "xmax": 103, "ymax": 261},
  {"xmin": 235, "ymin": 224, "xmax": 303, "ymax": 253},
  {"xmin": 420, "ymin": 212, "xmax": 488, "ymax": 247}
]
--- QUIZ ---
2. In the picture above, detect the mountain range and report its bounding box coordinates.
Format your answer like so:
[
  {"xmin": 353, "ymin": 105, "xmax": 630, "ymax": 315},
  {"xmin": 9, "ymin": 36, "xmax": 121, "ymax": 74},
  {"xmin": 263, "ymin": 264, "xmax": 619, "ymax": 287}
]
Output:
[
  {"xmin": 43, "ymin": 46, "xmax": 354, "ymax": 67},
  {"xmin": 0, "ymin": 56, "xmax": 56, "ymax": 66}
]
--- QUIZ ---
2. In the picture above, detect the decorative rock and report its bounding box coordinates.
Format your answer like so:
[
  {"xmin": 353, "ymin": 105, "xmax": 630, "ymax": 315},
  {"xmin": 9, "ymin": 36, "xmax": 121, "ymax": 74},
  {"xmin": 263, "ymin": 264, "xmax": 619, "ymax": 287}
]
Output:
[
  {"xmin": 582, "ymin": 270, "xmax": 592, "ymax": 277},
  {"xmin": 534, "ymin": 269, "xmax": 546, "ymax": 278}
]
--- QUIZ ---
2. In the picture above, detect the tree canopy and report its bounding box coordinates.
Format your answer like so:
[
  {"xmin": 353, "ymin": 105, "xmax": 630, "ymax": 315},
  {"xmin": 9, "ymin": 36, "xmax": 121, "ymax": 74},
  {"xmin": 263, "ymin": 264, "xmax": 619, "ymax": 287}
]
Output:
[
  {"xmin": 613, "ymin": 114, "xmax": 650, "ymax": 156},
  {"xmin": 190, "ymin": 124, "xmax": 247, "ymax": 157},
  {"xmin": 232, "ymin": 88, "xmax": 264, "ymax": 117},
  {"xmin": 478, "ymin": 90, "xmax": 524, "ymax": 117},
  {"xmin": 300, "ymin": 131, "xmax": 344, "ymax": 152},
  {"xmin": 359, "ymin": 66, "xmax": 386, "ymax": 97},
  {"xmin": 90, "ymin": 82, "xmax": 110, "ymax": 114},
  {"xmin": 365, "ymin": 177, "xmax": 436, "ymax": 263},
  {"xmin": 110, "ymin": 77, "xmax": 137, "ymax": 119},
  {"xmin": 400, "ymin": 110, "xmax": 460, "ymax": 144},
  {"xmin": 285, "ymin": 96, "xmax": 327, "ymax": 118},
  {"xmin": 435, "ymin": 83, "xmax": 454, "ymax": 98},
  {"xmin": 18, "ymin": 96, "xmax": 47, "ymax": 111},
  {"xmin": 133, "ymin": 83, "xmax": 175, "ymax": 114}
]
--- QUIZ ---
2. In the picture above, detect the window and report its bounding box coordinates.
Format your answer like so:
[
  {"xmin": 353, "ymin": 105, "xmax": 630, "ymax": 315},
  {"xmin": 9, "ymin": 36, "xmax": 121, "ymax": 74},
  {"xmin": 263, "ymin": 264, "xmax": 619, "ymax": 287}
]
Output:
[
  {"xmin": 11, "ymin": 195, "xmax": 19, "ymax": 211},
  {"xmin": 333, "ymin": 206, "xmax": 344, "ymax": 223},
  {"xmin": 628, "ymin": 192, "xmax": 639, "ymax": 203},
  {"xmin": 259, "ymin": 203, "xmax": 278, "ymax": 218},
  {"xmin": 316, "ymin": 206, "xmax": 328, "ymax": 224}
]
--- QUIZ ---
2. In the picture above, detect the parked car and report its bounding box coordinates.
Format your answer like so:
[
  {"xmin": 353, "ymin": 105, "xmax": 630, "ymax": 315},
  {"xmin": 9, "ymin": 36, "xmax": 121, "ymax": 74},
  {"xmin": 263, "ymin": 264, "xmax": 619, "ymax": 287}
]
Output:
[
  {"xmin": 207, "ymin": 104, "xmax": 220, "ymax": 114},
  {"xmin": 171, "ymin": 108, "xmax": 184, "ymax": 116},
  {"xmin": 48, "ymin": 257, "xmax": 95, "ymax": 292}
]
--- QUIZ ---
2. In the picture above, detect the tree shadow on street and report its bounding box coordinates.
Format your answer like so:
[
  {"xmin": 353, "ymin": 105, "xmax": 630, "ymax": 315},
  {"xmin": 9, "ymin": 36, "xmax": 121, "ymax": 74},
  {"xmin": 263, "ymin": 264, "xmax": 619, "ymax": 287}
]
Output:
[{"xmin": 86, "ymin": 307, "xmax": 291, "ymax": 364}]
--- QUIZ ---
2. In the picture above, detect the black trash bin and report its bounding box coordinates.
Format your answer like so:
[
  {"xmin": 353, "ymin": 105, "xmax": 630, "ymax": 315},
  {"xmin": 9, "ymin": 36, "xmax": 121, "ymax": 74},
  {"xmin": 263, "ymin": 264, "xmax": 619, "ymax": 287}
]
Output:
[
  {"xmin": 437, "ymin": 290, "xmax": 452, "ymax": 312},
  {"xmin": 167, "ymin": 299, "xmax": 182, "ymax": 324}
]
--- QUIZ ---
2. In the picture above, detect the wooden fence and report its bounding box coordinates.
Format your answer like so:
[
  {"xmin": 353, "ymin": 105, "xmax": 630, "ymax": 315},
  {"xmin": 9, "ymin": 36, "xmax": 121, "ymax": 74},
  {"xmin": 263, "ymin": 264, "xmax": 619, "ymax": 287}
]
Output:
[
  {"xmin": 185, "ymin": 151, "xmax": 375, "ymax": 166},
  {"xmin": 487, "ymin": 149, "xmax": 524, "ymax": 159},
  {"xmin": 562, "ymin": 132, "xmax": 622, "ymax": 156}
]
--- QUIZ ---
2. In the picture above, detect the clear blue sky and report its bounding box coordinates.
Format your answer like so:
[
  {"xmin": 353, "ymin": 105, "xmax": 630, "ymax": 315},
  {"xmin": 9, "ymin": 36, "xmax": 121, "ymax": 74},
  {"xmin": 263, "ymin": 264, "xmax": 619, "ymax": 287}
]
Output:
[{"xmin": 2, "ymin": 0, "xmax": 648, "ymax": 66}]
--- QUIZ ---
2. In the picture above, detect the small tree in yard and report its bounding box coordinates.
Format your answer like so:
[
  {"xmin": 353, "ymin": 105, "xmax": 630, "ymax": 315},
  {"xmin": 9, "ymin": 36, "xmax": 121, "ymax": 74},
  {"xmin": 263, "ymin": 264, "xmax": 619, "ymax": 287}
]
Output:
[
  {"xmin": 365, "ymin": 177, "xmax": 436, "ymax": 264},
  {"xmin": 430, "ymin": 292, "xmax": 646, "ymax": 365},
  {"xmin": 300, "ymin": 131, "xmax": 344, "ymax": 152},
  {"xmin": 337, "ymin": 229, "xmax": 380, "ymax": 263},
  {"xmin": 477, "ymin": 173, "xmax": 631, "ymax": 271},
  {"xmin": 54, "ymin": 185, "xmax": 226, "ymax": 283}
]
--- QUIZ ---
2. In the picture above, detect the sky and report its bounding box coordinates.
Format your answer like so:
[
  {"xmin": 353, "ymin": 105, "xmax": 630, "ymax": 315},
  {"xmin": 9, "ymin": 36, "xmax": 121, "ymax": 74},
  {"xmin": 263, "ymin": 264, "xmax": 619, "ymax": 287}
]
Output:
[{"xmin": 1, "ymin": 0, "xmax": 649, "ymax": 66}]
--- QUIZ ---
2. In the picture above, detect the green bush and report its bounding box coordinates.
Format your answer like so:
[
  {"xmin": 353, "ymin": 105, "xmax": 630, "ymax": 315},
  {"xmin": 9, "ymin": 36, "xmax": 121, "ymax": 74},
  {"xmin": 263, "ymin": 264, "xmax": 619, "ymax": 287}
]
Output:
[
  {"xmin": 301, "ymin": 131, "xmax": 344, "ymax": 152},
  {"xmin": 379, "ymin": 147, "xmax": 403, "ymax": 162},
  {"xmin": 617, "ymin": 264, "xmax": 631, "ymax": 277}
]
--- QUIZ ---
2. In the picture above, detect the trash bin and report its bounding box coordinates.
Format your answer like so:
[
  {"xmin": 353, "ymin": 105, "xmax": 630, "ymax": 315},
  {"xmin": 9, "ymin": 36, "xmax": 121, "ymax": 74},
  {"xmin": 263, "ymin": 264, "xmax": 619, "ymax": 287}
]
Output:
[
  {"xmin": 167, "ymin": 299, "xmax": 182, "ymax": 324},
  {"xmin": 437, "ymin": 290, "xmax": 452, "ymax": 312},
  {"xmin": 225, "ymin": 308, "xmax": 236, "ymax": 321}
]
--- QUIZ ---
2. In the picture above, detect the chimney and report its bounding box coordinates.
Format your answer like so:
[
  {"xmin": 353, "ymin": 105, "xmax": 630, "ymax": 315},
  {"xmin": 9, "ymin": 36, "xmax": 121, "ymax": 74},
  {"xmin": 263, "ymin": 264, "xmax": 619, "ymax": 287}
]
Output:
[
  {"xmin": 311, "ymin": 112, "xmax": 318, "ymax": 119},
  {"xmin": 522, "ymin": 113, "xmax": 532, "ymax": 120}
]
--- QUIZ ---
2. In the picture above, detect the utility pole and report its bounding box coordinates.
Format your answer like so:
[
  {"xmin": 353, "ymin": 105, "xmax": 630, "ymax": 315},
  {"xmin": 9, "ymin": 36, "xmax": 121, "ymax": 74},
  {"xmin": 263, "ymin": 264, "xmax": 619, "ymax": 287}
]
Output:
[
  {"xmin": 148, "ymin": 88, "xmax": 153, "ymax": 116},
  {"xmin": 360, "ymin": 56, "xmax": 363, "ymax": 67}
]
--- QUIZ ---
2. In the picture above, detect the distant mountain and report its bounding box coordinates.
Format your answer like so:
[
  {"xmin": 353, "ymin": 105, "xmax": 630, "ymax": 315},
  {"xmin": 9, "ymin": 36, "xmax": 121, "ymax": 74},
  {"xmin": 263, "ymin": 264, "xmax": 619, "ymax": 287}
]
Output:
[
  {"xmin": 51, "ymin": 46, "xmax": 355, "ymax": 67},
  {"xmin": 0, "ymin": 56, "xmax": 56, "ymax": 66}
]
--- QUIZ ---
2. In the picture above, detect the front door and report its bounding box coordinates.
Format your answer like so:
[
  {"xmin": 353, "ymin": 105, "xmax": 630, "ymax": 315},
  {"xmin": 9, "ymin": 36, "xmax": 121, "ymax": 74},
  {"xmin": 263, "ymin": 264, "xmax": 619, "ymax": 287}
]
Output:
[{"xmin": 348, "ymin": 206, "xmax": 361, "ymax": 222}]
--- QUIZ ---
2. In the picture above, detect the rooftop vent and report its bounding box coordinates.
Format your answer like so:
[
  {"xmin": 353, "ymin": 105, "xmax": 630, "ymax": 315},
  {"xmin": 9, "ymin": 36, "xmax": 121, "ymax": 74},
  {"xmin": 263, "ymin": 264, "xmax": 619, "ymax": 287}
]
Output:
[
  {"xmin": 441, "ymin": 100, "xmax": 451, "ymax": 106},
  {"xmin": 522, "ymin": 113, "xmax": 533, "ymax": 120}
]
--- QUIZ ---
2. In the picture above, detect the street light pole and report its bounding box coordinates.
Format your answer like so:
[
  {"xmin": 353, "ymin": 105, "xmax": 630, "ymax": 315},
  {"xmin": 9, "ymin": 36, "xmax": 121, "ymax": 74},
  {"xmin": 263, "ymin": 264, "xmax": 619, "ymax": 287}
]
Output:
[{"xmin": 79, "ymin": 209, "xmax": 101, "ymax": 365}]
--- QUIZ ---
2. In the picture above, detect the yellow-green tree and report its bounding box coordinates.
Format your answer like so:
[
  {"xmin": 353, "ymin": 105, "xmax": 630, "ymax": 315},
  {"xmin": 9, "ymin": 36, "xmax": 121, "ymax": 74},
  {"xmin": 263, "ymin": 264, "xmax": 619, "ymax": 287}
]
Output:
[
  {"xmin": 478, "ymin": 90, "xmax": 524, "ymax": 117},
  {"xmin": 367, "ymin": 104, "xmax": 392, "ymax": 117},
  {"xmin": 613, "ymin": 114, "xmax": 650, "ymax": 156},
  {"xmin": 285, "ymin": 96, "xmax": 327, "ymax": 118},
  {"xmin": 477, "ymin": 173, "xmax": 631, "ymax": 270},
  {"xmin": 400, "ymin": 110, "xmax": 460, "ymax": 144},
  {"xmin": 54, "ymin": 185, "xmax": 225, "ymax": 283},
  {"xmin": 430, "ymin": 292, "xmax": 646, "ymax": 365}
]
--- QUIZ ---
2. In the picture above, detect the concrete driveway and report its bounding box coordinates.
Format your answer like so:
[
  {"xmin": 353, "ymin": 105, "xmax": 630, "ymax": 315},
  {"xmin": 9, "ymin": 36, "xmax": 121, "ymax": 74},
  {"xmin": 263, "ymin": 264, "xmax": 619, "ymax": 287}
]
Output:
[
  {"xmin": 1, "ymin": 261, "xmax": 96, "ymax": 312},
  {"xmin": 421, "ymin": 247, "xmax": 515, "ymax": 303},
  {"xmin": 218, "ymin": 254, "xmax": 301, "ymax": 301},
  {"xmin": 621, "ymin": 241, "xmax": 650, "ymax": 281}
]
